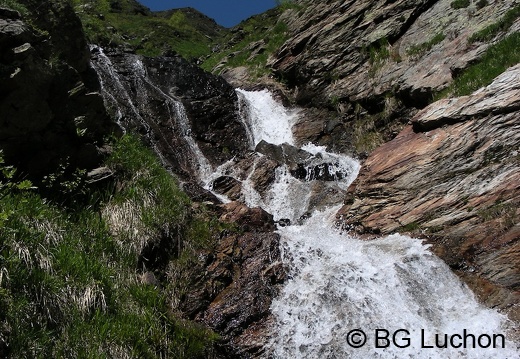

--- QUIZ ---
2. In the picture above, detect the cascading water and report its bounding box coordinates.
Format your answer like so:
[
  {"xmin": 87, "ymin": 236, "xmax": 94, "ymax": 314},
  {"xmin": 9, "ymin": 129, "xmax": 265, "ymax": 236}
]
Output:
[
  {"xmin": 90, "ymin": 46, "xmax": 213, "ymax": 179},
  {"xmin": 90, "ymin": 49, "xmax": 518, "ymax": 356},
  {"xmin": 222, "ymin": 89, "xmax": 518, "ymax": 358}
]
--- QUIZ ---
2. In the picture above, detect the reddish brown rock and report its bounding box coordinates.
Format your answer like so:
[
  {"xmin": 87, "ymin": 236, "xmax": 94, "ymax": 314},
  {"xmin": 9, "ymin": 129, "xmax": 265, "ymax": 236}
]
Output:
[
  {"xmin": 338, "ymin": 65, "xmax": 520, "ymax": 321},
  {"xmin": 181, "ymin": 231, "xmax": 286, "ymax": 357},
  {"xmin": 219, "ymin": 201, "xmax": 276, "ymax": 232}
]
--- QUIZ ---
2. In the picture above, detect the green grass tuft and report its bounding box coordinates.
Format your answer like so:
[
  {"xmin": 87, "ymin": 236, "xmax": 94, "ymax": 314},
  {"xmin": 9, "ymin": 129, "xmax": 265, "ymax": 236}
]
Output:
[
  {"xmin": 469, "ymin": 5, "xmax": 520, "ymax": 43},
  {"xmin": 436, "ymin": 32, "xmax": 520, "ymax": 98},
  {"xmin": 450, "ymin": 0, "xmax": 470, "ymax": 10},
  {"xmin": 0, "ymin": 135, "xmax": 218, "ymax": 358},
  {"xmin": 406, "ymin": 33, "xmax": 445, "ymax": 57}
]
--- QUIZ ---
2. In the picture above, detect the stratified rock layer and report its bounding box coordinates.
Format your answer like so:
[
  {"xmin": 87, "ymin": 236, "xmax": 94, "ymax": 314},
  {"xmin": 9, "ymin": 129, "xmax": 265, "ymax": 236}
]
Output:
[
  {"xmin": 263, "ymin": 0, "xmax": 520, "ymax": 154},
  {"xmin": 338, "ymin": 65, "xmax": 520, "ymax": 321}
]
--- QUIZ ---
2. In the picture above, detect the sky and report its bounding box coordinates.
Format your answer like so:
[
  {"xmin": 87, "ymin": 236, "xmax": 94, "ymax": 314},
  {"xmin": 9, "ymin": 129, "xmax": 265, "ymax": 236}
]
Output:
[{"xmin": 138, "ymin": 0, "xmax": 278, "ymax": 28}]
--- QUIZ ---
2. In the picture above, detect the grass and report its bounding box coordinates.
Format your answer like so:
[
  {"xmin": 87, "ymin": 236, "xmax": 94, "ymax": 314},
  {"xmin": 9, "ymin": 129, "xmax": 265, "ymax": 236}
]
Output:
[
  {"xmin": 406, "ymin": 33, "xmax": 445, "ymax": 57},
  {"xmin": 201, "ymin": 8, "xmax": 290, "ymax": 78},
  {"xmin": 0, "ymin": 0, "xmax": 28, "ymax": 15},
  {"xmin": 436, "ymin": 32, "xmax": 520, "ymax": 98},
  {"xmin": 361, "ymin": 38, "xmax": 393, "ymax": 77},
  {"xmin": 469, "ymin": 5, "xmax": 520, "ymax": 43},
  {"xmin": 0, "ymin": 135, "xmax": 219, "ymax": 358},
  {"xmin": 70, "ymin": 0, "xmax": 222, "ymax": 59}
]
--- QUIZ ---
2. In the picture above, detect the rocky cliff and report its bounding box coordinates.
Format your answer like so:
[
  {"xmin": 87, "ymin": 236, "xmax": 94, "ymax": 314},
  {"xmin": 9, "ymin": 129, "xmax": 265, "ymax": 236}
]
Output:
[
  {"xmin": 338, "ymin": 64, "xmax": 520, "ymax": 322},
  {"xmin": 0, "ymin": 1, "xmax": 116, "ymax": 180}
]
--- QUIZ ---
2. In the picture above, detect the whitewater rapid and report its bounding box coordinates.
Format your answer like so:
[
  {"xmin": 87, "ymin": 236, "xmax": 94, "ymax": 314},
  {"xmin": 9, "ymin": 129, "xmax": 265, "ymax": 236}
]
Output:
[{"xmin": 233, "ymin": 89, "xmax": 518, "ymax": 358}]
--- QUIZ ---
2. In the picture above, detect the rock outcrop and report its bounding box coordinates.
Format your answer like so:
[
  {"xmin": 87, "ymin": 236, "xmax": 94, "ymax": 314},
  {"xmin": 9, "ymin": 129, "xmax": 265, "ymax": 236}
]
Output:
[
  {"xmin": 0, "ymin": 2, "xmax": 116, "ymax": 179},
  {"xmin": 265, "ymin": 0, "xmax": 520, "ymax": 153},
  {"xmin": 179, "ymin": 205, "xmax": 285, "ymax": 357},
  {"xmin": 338, "ymin": 64, "xmax": 520, "ymax": 321},
  {"xmin": 90, "ymin": 46, "xmax": 249, "ymax": 180}
]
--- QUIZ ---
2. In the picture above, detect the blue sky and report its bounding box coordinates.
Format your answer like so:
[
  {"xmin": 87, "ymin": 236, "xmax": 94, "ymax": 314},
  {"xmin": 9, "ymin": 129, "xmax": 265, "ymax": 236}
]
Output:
[{"xmin": 138, "ymin": 0, "xmax": 278, "ymax": 28}]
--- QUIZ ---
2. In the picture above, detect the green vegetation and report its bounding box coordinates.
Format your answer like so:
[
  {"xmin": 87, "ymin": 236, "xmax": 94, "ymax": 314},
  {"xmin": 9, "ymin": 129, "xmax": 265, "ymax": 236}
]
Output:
[
  {"xmin": 406, "ymin": 33, "xmax": 445, "ymax": 57},
  {"xmin": 469, "ymin": 5, "xmax": 520, "ymax": 43},
  {"xmin": 0, "ymin": 0, "xmax": 28, "ymax": 15},
  {"xmin": 69, "ymin": 0, "xmax": 224, "ymax": 59},
  {"xmin": 0, "ymin": 136, "xmax": 219, "ymax": 358},
  {"xmin": 362, "ymin": 38, "xmax": 392, "ymax": 77},
  {"xmin": 398, "ymin": 222, "xmax": 421, "ymax": 233},
  {"xmin": 436, "ymin": 32, "xmax": 520, "ymax": 98},
  {"xmin": 275, "ymin": 0, "xmax": 305, "ymax": 11},
  {"xmin": 450, "ymin": 0, "xmax": 470, "ymax": 10},
  {"xmin": 477, "ymin": 201, "xmax": 517, "ymax": 231},
  {"xmin": 201, "ymin": 9, "xmax": 290, "ymax": 79}
]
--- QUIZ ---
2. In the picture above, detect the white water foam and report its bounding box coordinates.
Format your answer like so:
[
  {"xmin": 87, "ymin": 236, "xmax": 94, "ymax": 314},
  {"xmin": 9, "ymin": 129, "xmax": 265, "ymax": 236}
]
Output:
[
  {"xmin": 268, "ymin": 207, "xmax": 518, "ymax": 358},
  {"xmin": 232, "ymin": 89, "xmax": 518, "ymax": 358},
  {"xmin": 236, "ymin": 88, "xmax": 298, "ymax": 147}
]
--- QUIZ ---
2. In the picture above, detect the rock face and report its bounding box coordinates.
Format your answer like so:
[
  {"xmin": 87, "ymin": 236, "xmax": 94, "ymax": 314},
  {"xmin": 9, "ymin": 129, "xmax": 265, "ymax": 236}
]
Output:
[
  {"xmin": 267, "ymin": 0, "xmax": 519, "ymax": 153},
  {"xmin": 180, "ymin": 208, "xmax": 285, "ymax": 357},
  {"xmin": 338, "ymin": 64, "xmax": 520, "ymax": 321},
  {"xmin": 0, "ymin": 3, "xmax": 115, "ymax": 178},
  {"xmin": 90, "ymin": 47, "xmax": 249, "ymax": 180}
]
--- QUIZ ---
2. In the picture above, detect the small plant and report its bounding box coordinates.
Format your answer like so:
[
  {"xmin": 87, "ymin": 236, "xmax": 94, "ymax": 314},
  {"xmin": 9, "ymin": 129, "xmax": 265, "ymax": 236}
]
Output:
[
  {"xmin": 0, "ymin": 0, "xmax": 28, "ymax": 15},
  {"xmin": 450, "ymin": 0, "xmax": 470, "ymax": 10},
  {"xmin": 406, "ymin": 33, "xmax": 445, "ymax": 57},
  {"xmin": 362, "ymin": 38, "xmax": 391, "ymax": 77},
  {"xmin": 476, "ymin": 0, "xmax": 488, "ymax": 10},
  {"xmin": 436, "ymin": 32, "xmax": 520, "ymax": 98},
  {"xmin": 275, "ymin": 0, "xmax": 304, "ymax": 11}
]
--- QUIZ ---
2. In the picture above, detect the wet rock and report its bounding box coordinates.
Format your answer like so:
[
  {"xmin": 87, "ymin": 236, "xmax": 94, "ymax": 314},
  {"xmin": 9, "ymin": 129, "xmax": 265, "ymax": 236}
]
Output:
[
  {"xmin": 337, "ymin": 65, "xmax": 520, "ymax": 320},
  {"xmin": 219, "ymin": 201, "xmax": 276, "ymax": 232},
  {"xmin": 291, "ymin": 162, "xmax": 346, "ymax": 182},
  {"xmin": 255, "ymin": 140, "xmax": 312, "ymax": 168},
  {"xmin": 90, "ymin": 47, "xmax": 249, "ymax": 179},
  {"xmin": 277, "ymin": 218, "xmax": 291, "ymax": 227},
  {"xmin": 181, "ymin": 231, "xmax": 286, "ymax": 357},
  {"xmin": 248, "ymin": 156, "xmax": 279, "ymax": 195},
  {"xmin": 211, "ymin": 175, "xmax": 242, "ymax": 201}
]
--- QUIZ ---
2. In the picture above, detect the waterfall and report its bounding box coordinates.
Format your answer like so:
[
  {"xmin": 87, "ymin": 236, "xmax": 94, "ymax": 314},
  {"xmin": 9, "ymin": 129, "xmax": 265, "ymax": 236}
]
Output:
[
  {"xmin": 89, "ymin": 49, "xmax": 518, "ymax": 356},
  {"xmin": 90, "ymin": 46, "xmax": 213, "ymax": 180},
  {"xmin": 231, "ymin": 90, "xmax": 518, "ymax": 358},
  {"xmin": 236, "ymin": 88, "xmax": 298, "ymax": 147}
]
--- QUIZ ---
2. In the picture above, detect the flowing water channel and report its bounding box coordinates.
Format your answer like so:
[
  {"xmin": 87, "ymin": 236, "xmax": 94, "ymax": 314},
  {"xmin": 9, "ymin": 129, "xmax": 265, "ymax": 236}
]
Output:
[
  {"xmin": 90, "ymin": 51, "xmax": 518, "ymax": 357},
  {"xmin": 226, "ymin": 90, "xmax": 519, "ymax": 358}
]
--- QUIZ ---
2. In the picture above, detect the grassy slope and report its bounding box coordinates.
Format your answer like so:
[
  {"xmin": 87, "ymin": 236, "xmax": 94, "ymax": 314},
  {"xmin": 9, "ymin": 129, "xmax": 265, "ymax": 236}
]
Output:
[
  {"xmin": 0, "ymin": 135, "xmax": 223, "ymax": 358},
  {"xmin": 70, "ymin": 0, "xmax": 226, "ymax": 59},
  {"xmin": 200, "ymin": 4, "xmax": 302, "ymax": 79}
]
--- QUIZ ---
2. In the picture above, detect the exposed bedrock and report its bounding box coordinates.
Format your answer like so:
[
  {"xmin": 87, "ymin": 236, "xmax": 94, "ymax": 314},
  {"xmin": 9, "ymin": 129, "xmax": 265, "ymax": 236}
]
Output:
[
  {"xmin": 337, "ymin": 65, "xmax": 520, "ymax": 322},
  {"xmin": 90, "ymin": 47, "xmax": 249, "ymax": 180}
]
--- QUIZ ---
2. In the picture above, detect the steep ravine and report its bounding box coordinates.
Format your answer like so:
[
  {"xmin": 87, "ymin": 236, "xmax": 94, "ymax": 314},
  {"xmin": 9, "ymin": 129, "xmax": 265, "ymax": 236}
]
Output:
[
  {"xmin": 215, "ymin": 0, "xmax": 520, "ymax": 331},
  {"xmin": 1, "ymin": 0, "xmax": 519, "ymax": 357}
]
